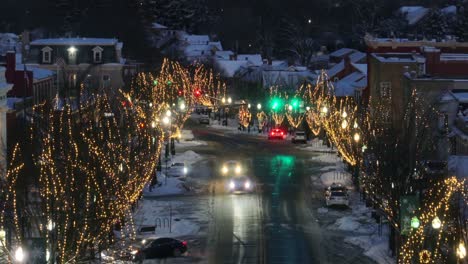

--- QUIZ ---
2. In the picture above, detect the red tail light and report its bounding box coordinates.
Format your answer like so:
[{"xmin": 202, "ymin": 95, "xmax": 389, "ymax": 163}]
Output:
[
  {"xmin": 280, "ymin": 132, "xmax": 284, "ymax": 135},
  {"xmin": 182, "ymin": 241, "xmax": 187, "ymax": 246}
]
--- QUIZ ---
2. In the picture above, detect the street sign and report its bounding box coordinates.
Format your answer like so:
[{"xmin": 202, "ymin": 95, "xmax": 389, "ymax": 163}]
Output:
[{"xmin": 400, "ymin": 195, "xmax": 420, "ymax": 235}]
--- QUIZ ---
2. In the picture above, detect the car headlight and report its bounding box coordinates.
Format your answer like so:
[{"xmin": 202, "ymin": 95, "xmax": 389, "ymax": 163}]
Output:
[
  {"xmin": 183, "ymin": 167, "xmax": 188, "ymax": 174},
  {"xmin": 235, "ymin": 165, "xmax": 241, "ymax": 174},
  {"xmin": 131, "ymin": 250, "xmax": 139, "ymax": 255},
  {"xmin": 222, "ymin": 166, "xmax": 228, "ymax": 174},
  {"xmin": 229, "ymin": 181, "xmax": 235, "ymax": 189},
  {"xmin": 244, "ymin": 181, "xmax": 251, "ymax": 189}
]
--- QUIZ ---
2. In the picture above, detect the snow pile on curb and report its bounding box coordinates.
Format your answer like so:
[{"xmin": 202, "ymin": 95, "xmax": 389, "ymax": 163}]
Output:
[
  {"xmin": 344, "ymin": 226, "xmax": 394, "ymax": 264},
  {"xmin": 172, "ymin": 150, "xmax": 203, "ymax": 166},
  {"xmin": 177, "ymin": 130, "xmax": 207, "ymax": 147},
  {"xmin": 143, "ymin": 173, "xmax": 187, "ymax": 197},
  {"xmin": 311, "ymin": 153, "xmax": 341, "ymax": 164},
  {"xmin": 320, "ymin": 170, "xmax": 352, "ymax": 186}
]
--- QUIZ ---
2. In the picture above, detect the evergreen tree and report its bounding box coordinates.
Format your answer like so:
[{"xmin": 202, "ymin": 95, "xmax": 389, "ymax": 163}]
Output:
[
  {"xmin": 153, "ymin": 0, "xmax": 213, "ymax": 32},
  {"xmin": 418, "ymin": 8, "xmax": 449, "ymax": 39},
  {"xmin": 454, "ymin": 4, "xmax": 468, "ymax": 41}
]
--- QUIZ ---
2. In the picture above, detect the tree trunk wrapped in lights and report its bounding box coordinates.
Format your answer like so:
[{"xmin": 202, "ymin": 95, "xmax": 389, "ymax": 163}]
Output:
[
  {"xmin": 0, "ymin": 91, "xmax": 164, "ymax": 262},
  {"xmin": 257, "ymin": 111, "xmax": 268, "ymax": 130},
  {"xmin": 238, "ymin": 105, "xmax": 251, "ymax": 128}
]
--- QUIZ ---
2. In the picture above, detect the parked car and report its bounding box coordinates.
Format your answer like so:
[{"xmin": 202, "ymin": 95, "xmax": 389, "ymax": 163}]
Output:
[
  {"xmin": 268, "ymin": 128, "xmax": 286, "ymax": 140},
  {"xmin": 325, "ymin": 183, "xmax": 349, "ymax": 207},
  {"xmin": 166, "ymin": 162, "xmax": 187, "ymax": 178},
  {"xmin": 292, "ymin": 131, "xmax": 307, "ymax": 143},
  {"xmin": 199, "ymin": 115, "xmax": 210, "ymax": 124},
  {"xmin": 132, "ymin": 238, "xmax": 187, "ymax": 262},
  {"xmin": 227, "ymin": 176, "xmax": 254, "ymax": 193}
]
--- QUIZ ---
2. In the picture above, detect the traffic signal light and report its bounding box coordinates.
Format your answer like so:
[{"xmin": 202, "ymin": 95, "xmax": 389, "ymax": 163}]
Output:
[
  {"xmin": 270, "ymin": 98, "xmax": 283, "ymax": 111},
  {"xmin": 194, "ymin": 89, "xmax": 202, "ymax": 98},
  {"xmin": 290, "ymin": 98, "xmax": 301, "ymax": 109}
]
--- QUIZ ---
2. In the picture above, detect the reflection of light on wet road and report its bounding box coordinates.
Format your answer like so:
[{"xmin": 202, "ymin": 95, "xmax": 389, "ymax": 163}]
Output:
[{"xmin": 230, "ymin": 194, "xmax": 262, "ymax": 264}]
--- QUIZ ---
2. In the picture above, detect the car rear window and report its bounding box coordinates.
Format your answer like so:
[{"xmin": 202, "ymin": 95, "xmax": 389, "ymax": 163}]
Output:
[{"xmin": 331, "ymin": 192, "xmax": 346, "ymax": 196}]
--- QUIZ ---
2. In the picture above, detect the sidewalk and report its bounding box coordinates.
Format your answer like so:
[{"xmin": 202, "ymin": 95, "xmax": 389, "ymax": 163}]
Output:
[{"xmin": 310, "ymin": 140, "xmax": 395, "ymax": 264}]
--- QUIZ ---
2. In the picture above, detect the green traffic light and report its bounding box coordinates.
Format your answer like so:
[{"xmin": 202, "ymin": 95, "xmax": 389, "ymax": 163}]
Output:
[
  {"xmin": 291, "ymin": 98, "xmax": 300, "ymax": 108},
  {"xmin": 270, "ymin": 98, "xmax": 283, "ymax": 111}
]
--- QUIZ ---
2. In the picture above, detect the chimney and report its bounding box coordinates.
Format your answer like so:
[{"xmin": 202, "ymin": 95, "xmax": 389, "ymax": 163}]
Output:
[
  {"xmin": 5, "ymin": 51, "xmax": 16, "ymax": 83},
  {"xmin": 344, "ymin": 55, "xmax": 352, "ymax": 75},
  {"xmin": 21, "ymin": 30, "xmax": 30, "ymax": 56},
  {"xmin": 422, "ymin": 46, "xmax": 440, "ymax": 75}
]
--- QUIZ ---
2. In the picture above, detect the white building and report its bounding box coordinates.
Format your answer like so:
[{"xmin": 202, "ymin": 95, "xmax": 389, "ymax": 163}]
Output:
[{"xmin": 0, "ymin": 67, "xmax": 12, "ymax": 177}]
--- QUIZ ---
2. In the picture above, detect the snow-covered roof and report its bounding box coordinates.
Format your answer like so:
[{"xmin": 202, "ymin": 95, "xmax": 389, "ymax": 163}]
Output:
[
  {"xmin": 441, "ymin": 5, "xmax": 457, "ymax": 15},
  {"xmin": 216, "ymin": 60, "xmax": 248, "ymax": 77},
  {"xmin": 399, "ymin": 6, "xmax": 429, "ymax": 25},
  {"xmin": 330, "ymin": 48, "xmax": 354, "ymax": 58},
  {"xmin": 327, "ymin": 61, "xmax": 344, "ymax": 78},
  {"xmin": 7, "ymin": 97, "xmax": 24, "ymax": 110},
  {"xmin": 237, "ymin": 54, "xmax": 263, "ymax": 66},
  {"xmin": 152, "ymin": 23, "xmax": 168, "ymax": 29},
  {"xmin": 181, "ymin": 34, "xmax": 209, "ymax": 45},
  {"xmin": 351, "ymin": 63, "xmax": 367, "ymax": 74},
  {"xmin": 208, "ymin": 41, "xmax": 223, "ymax": 51},
  {"xmin": 16, "ymin": 64, "xmax": 55, "ymax": 80},
  {"xmin": 349, "ymin": 51, "xmax": 366, "ymax": 63},
  {"xmin": 453, "ymin": 93, "xmax": 468, "ymax": 103},
  {"xmin": 334, "ymin": 72, "xmax": 367, "ymax": 97},
  {"xmin": 441, "ymin": 53, "xmax": 468, "ymax": 61},
  {"xmin": 215, "ymin": 50, "xmax": 234, "ymax": 60},
  {"xmin": 30, "ymin": 38, "xmax": 119, "ymax": 46}
]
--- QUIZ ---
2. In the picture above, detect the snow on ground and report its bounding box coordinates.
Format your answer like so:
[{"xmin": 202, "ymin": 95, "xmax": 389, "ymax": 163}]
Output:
[
  {"xmin": 171, "ymin": 150, "xmax": 203, "ymax": 166},
  {"xmin": 344, "ymin": 225, "xmax": 395, "ymax": 264},
  {"xmin": 176, "ymin": 129, "xmax": 207, "ymax": 147},
  {"xmin": 133, "ymin": 200, "xmax": 201, "ymax": 239},
  {"xmin": 320, "ymin": 170, "xmax": 352, "ymax": 187},
  {"xmin": 299, "ymin": 138, "xmax": 336, "ymax": 153},
  {"xmin": 143, "ymin": 173, "xmax": 187, "ymax": 197}
]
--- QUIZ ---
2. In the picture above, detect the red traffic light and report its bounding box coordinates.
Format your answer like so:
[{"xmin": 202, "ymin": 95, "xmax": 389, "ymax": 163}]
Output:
[{"xmin": 194, "ymin": 89, "xmax": 202, "ymax": 98}]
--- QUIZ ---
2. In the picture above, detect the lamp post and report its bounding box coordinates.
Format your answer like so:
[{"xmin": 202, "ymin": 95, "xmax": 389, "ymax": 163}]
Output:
[{"xmin": 162, "ymin": 113, "xmax": 171, "ymax": 185}]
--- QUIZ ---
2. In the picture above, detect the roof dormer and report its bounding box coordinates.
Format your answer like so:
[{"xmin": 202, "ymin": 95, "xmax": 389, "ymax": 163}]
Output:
[{"xmin": 92, "ymin": 46, "xmax": 104, "ymax": 63}]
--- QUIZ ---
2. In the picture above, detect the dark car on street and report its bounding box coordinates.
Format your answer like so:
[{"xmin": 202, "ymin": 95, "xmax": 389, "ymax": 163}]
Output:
[{"xmin": 132, "ymin": 237, "xmax": 187, "ymax": 262}]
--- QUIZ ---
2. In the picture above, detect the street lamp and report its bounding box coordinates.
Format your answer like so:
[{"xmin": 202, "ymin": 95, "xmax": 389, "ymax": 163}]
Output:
[
  {"xmin": 457, "ymin": 241, "xmax": 466, "ymax": 259},
  {"xmin": 149, "ymin": 102, "xmax": 153, "ymax": 107},
  {"xmin": 67, "ymin": 46, "xmax": 77, "ymax": 55},
  {"xmin": 353, "ymin": 132, "xmax": 360, "ymax": 143},
  {"xmin": 257, "ymin": 103, "xmax": 262, "ymax": 110},
  {"xmin": 222, "ymin": 97, "xmax": 226, "ymax": 104},
  {"xmin": 248, "ymin": 103, "xmax": 251, "ymax": 109},
  {"xmin": 288, "ymin": 105, "xmax": 293, "ymax": 111},
  {"xmin": 431, "ymin": 216, "xmax": 441, "ymax": 229},
  {"xmin": 179, "ymin": 102, "xmax": 186, "ymax": 111},
  {"xmin": 306, "ymin": 106, "xmax": 310, "ymax": 111},
  {"xmin": 162, "ymin": 116, "xmax": 170, "ymax": 125},
  {"xmin": 165, "ymin": 110, "xmax": 171, "ymax": 117},
  {"xmin": 227, "ymin": 97, "xmax": 232, "ymax": 104},
  {"xmin": 341, "ymin": 120, "xmax": 348, "ymax": 129},
  {"xmin": 15, "ymin": 246, "xmax": 25, "ymax": 262},
  {"xmin": 321, "ymin": 106, "xmax": 328, "ymax": 114}
]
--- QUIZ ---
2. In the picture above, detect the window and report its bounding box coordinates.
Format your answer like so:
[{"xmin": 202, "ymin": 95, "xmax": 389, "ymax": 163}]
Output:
[
  {"xmin": 102, "ymin": 75, "xmax": 110, "ymax": 88},
  {"xmin": 41, "ymin": 46, "xmax": 52, "ymax": 63},
  {"xmin": 201, "ymin": 50, "xmax": 204, "ymax": 55},
  {"xmin": 102, "ymin": 75, "xmax": 110, "ymax": 81},
  {"xmin": 418, "ymin": 63, "xmax": 426, "ymax": 76},
  {"xmin": 92, "ymin": 46, "xmax": 103, "ymax": 63},
  {"xmin": 379, "ymin": 82, "xmax": 392, "ymax": 98}
]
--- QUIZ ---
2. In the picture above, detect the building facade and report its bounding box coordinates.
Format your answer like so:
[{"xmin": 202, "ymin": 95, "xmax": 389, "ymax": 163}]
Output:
[{"xmin": 23, "ymin": 36, "xmax": 125, "ymax": 95}]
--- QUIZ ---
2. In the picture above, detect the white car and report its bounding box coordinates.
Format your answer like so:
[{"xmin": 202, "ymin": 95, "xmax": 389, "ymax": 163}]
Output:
[
  {"xmin": 199, "ymin": 115, "xmax": 210, "ymax": 124},
  {"xmin": 166, "ymin": 162, "xmax": 187, "ymax": 178},
  {"xmin": 221, "ymin": 160, "xmax": 243, "ymax": 176},
  {"xmin": 325, "ymin": 183, "xmax": 349, "ymax": 206},
  {"xmin": 227, "ymin": 176, "xmax": 254, "ymax": 193},
  {"xmin": 292, "ymin": 131, "xmax": 307, "ymax": 143}
]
